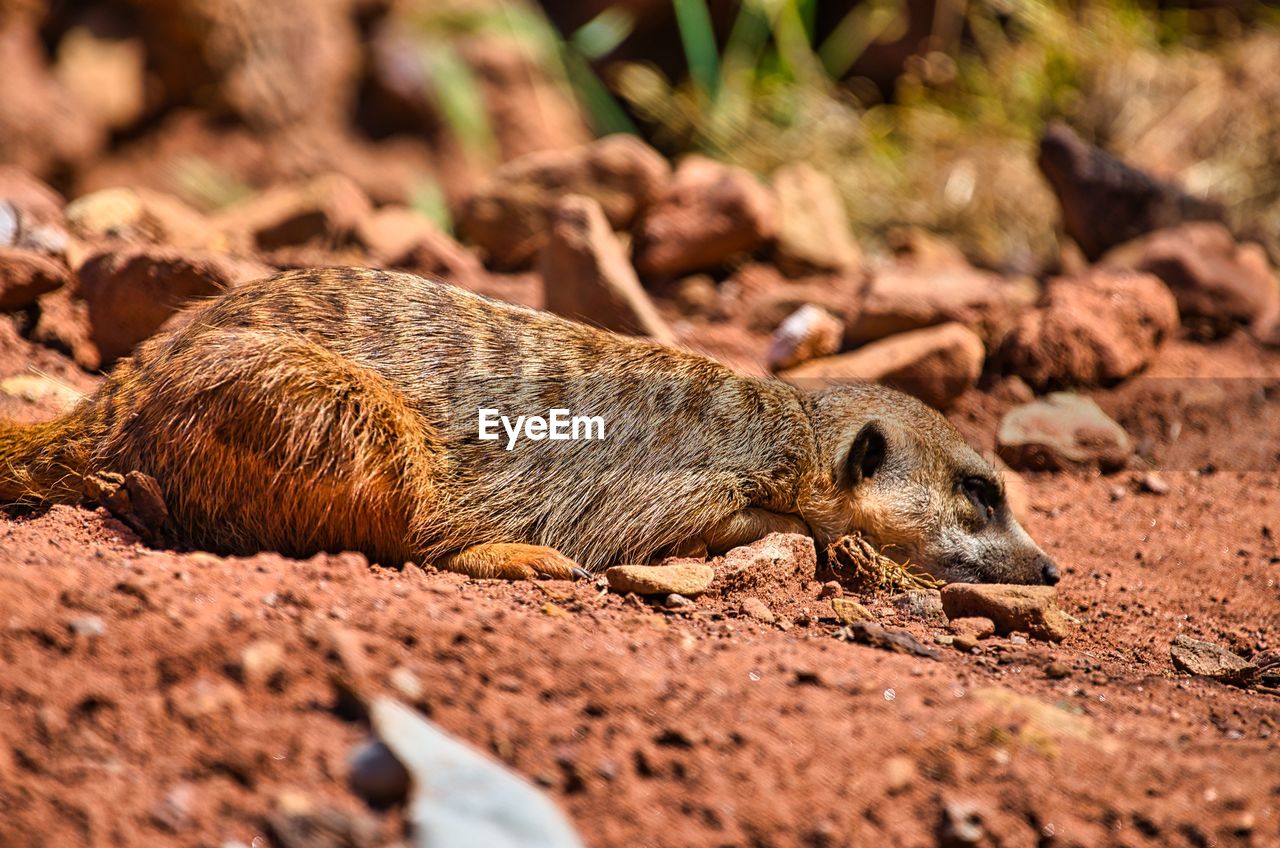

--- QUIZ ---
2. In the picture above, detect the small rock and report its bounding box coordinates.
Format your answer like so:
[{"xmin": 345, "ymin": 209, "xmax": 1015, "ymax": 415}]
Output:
[
  {"xmin": 541, "ymin": 194, "xmax": 674, "ymax": 344},
  {"xmin": 770, "ymin": 162, "xmax": 860, "ymax": 276},
  {"xmin": 883, "ymin": 755, "xmax": 915, "ymax": 795},
  {"xmin": 933, "ymin": 633, "xmax": 955, "ymax": 646},
  {"xmin": 1102, "ymin": 222, "xmax": 1278, "ymax": 339},
  {"xmin": 830, "ymin": 597, "xmax": 874, "ymax": 625},
  {"xmin": 997, "ymin": 393, "xmax": 1131, "ymax": 472},
  {"xmin": 606, "ymin": 563, "xmax": 714, "ymax": 596},
  {"xmin": 1038, "ymin": 122, "xmax": 1222, "ymax": 261},
  {"xmin": 998, "ymin": 269, "xmax": 1179, "ymax": 389},
  {"xmin": 389, "ymin": 667, "xmax": 424, "ymax": 701},
  {"xmin": 217, "ymin": 174, "xmax": 372, "ymax": 251},
  {"xmin": 348, "ymin": 738, "xmax": 410, "ymax": 808},
  {"xmin": 459, "ymin": 134, "xmax": 669, "ymax": 269},
  {"xmin": 938, "ymin": 799, "xmax": 986, "ymax": 847},
  {"xmin": 664, "ymin": 593, "xmax": 694, "ymax": 609},
  {"xmin": 1170, "ymin": 635, "xmax": 1257, "ymax": 684},
  {"xmin": 818, "ymin": 581, "xmax": 843, "ymax": 600},
  {"xmin": 740, "ymin": 597, "xmax": 776, "ymax": 624},
  {"xmin": 781, "ymin": 322, "xmax": 984, "ymax": 410},
  {"xmin": 634, "ymin": 156, "xmax": 775, "ymax": 277},
  {"xmin": 1044, "ymin": 660, "xmax": 1072, "ymax": 680},
  {"xmin": 941, "ymin": 584, "xmax": 1074, "ymax": 642},
  {"xmin": 844, "ymin": 620, "xmax": 941, "ymax": 660},
  {"xmin": 767, "ymin": 304, "xmax": 843, "ymax": 372},
  {"xmin": 150, "ymin": 782, "xmax": 197, "ymax": 833},
  {"xmin": 0, "ymin": 248, "xmax": 68, "ymax": 311},
  {"xmin": 952, "ymin": 635, "xmax": 980, "ymax": 653},
  {"xmin": 890, "ymin": 589, "xmax": 945, "ymax": 623},
  {"xmin": 1139, "ymin": 472, "xmax": 1171, "ymax": 495},
  {"xmin": 844, "ymin": 261, "xmax": 1035, "ymax": 346},
  {"xmin": 948, "ymin": 616, "xmax": 995, "ymax": 640},
  {"xmin": 67, "ymin": 615, "xmax": 106, "ymax": 638},
  {"xmin": 673, "ymin": 274, "xmax": 718, "ymax": 315},
  {"xmin": 355, "ymin": 206, "xmax": 482, "ymax": 283},
  {"xmin": 77, "ymin": 245, "xmax": 269, "ymax": 363},
  {"xmin": 66, "ymin": 187, "xmax": 228, "ymax": 253},
  {"xmin": 237, "ymin": 640, "xmax": 286, "ymax": 689}
]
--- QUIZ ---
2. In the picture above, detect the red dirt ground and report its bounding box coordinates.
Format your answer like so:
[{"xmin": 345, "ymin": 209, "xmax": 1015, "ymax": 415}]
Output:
[{"xmin": 1, "ymin": 306, "xmax": 1278, "ymax": 848}]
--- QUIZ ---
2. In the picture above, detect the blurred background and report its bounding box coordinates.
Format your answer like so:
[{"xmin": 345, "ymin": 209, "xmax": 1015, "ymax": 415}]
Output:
[{"xmin": 4, "ymin": 0, "xmax": 1279, "ymax": 275}]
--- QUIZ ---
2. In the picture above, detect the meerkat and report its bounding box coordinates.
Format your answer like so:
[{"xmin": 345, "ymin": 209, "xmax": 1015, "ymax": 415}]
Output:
[{"xmin": 0, "ymin": 268, "xmax": 1059, "ymax": 585}]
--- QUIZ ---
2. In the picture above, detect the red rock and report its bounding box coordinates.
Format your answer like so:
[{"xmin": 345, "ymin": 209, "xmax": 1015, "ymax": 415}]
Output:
[
  {"xmin": 633, "ymin": 156, "xmax": 775, "ymax": 277},
  {"xmin": 355, "ymin": 206, "xmax": 482, "ymax": 283},
  {"xmin": 1102, "ymin": 222, "xmax": 1280, "ymax": 338},
  {"xmin": 540, "ymin": 195, "xmax": 674, "ymax": 345},
  {"xmin": 998, "ymin": 269, "xmax": 1178, "ymax": 389},
  {"xmin": 0, "ymin": 249, "xmax": 68, "ymax": 311},
  {"xmin": 770, "ymin": 162, "xmax": 859, "ymax": 276},
  {"xmin": 217, "ymin": 175, "xmax": 371, "ymax": 251},
  {"xmin": 997, "ymin": 393, "xmax": 1131, "ymax": 472},
  {"xmin": 845, "ymin": 261, "xmax": 1035, "ymax": 347},
  {"xmin": 780, "ymin": 322, "xmax": 984, "ymax": 410},
  {"xmin": 66, "ymin": 187, "xmax": 230, "ymax": 253},
  {"xmin": 78, "ymin": 246, "xmax": 269, "ymax": 363},
  {"xmin": 941, "ymin": 584, "xmax": 1073, "ymax": 642},
  {"xmin": 458, "ymin": 135, "xmax": 669, "ymax": 270}
]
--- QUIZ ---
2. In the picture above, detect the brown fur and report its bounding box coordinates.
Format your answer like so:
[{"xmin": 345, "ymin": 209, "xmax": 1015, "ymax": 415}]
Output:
[{"xmin": 0, "ymin": 268, "xmax": 1056, "ymax": 584}]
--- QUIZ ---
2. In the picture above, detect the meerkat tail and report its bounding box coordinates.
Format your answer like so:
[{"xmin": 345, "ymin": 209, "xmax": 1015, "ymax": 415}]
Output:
[{"xmin": 0, "ymin": 407, "xmax": 100, "ymax": 505}]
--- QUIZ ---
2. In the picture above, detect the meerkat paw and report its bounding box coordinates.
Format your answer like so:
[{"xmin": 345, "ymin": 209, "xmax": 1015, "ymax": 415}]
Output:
[{"xmin": 435, "ymin": 543, "xmax": 590, "ymax": 581}]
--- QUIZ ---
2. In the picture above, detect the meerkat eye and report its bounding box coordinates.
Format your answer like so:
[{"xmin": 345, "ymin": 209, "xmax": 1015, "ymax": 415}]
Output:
[{"xmin": 960, "ymin": 476, "xmax": 999, "ymax": 518}]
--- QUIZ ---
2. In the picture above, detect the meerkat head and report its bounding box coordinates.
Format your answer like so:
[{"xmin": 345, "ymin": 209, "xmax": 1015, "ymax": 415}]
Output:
[{"xmin": 800, "ymin": 384, "xmax": 1059, "ymax": 585}]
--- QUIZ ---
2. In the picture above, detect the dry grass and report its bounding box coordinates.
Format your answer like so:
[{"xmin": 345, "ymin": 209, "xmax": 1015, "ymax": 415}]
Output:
[{"xmin": 825, "ymin": 533, "xmax": 941, "ymax": 595}]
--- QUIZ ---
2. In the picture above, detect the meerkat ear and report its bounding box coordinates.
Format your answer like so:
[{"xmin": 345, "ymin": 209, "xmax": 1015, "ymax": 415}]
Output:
[{"xmin": 846, "ymin": 421, "xmax": 887, "ymax": 485}]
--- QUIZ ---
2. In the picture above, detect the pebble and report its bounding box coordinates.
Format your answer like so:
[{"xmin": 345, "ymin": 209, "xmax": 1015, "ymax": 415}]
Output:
[
  {"xmin": 740, "ymin": 597, "xmax": 776, "ymax": 623},
  {"xmin": 389, "ymin": 667, "xmax": 424, "ymax": 701},
  {"xmin": 664, "ymin": 593, "xmax": 694, "ymax": 609},
  {"xmin": 606, "ymin": 563, "xmax": 714, "ymax": 596},
  {"xmin": 831, "ymin": 597, "xmax": 874, "ymax": 625},
  {"xmin": 238, "ymin": 640, "xmax": 285, "ymax": 688},
  {"xmin": 347, "ymin": 738, "xmax": 410, "ymax": 807},
  {"xmin": 818, "ymin": 581, "xmax": 843, "ymax": 599},
  {"xmin": 1139, "ymin": 472, "xmax": 1171, "ymax": 495},
  {"xmin": 948, "ymin": 616, "xmax": 995, "ymax": 640},
  {"xmin": 891, "ymin": 589, "xmax": 945, "ymax": 623},
  {"xmin": 1045, "ymin": 661, "xmax": 1072, "ymax": 680},
  {"xmin": 883, "ymin": 756, "xmax": 915, "ymax": 795},
  {"xmin": 1170, "ymin": 635, "xmax": 1257, "ymax": 684},
  {"xmin": 67, "ymin": 615, "xmax": 106, "ymax": 638},
  {"xmin": 938, "ymin": 799, "xmax": 985, "ymax": 847}
]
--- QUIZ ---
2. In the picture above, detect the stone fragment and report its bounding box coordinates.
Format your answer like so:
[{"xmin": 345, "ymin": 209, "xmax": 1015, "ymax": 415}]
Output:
[
  {"xmin": 941, "ymin": 584, "xmax": 1074, "ymax": 642},
  {"xmin": 997, "ymin": 393, "xmax": 1131, "ymax": 472},
  {"xmin": 606, "ymin": 563, "xmax": 714, "ymax": 596}
]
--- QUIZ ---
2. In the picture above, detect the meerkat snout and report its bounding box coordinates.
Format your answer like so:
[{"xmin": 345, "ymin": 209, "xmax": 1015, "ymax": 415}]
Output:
[{"xmin": 802, "ymin": 385, "xmax": 1060, "ymax": 585}]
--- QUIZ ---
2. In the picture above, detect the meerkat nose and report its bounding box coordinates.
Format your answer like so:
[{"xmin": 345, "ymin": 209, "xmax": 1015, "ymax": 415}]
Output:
[{"xmin": 1038, "ymin": 555, "xmax": 1061, "ymax": 586}]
